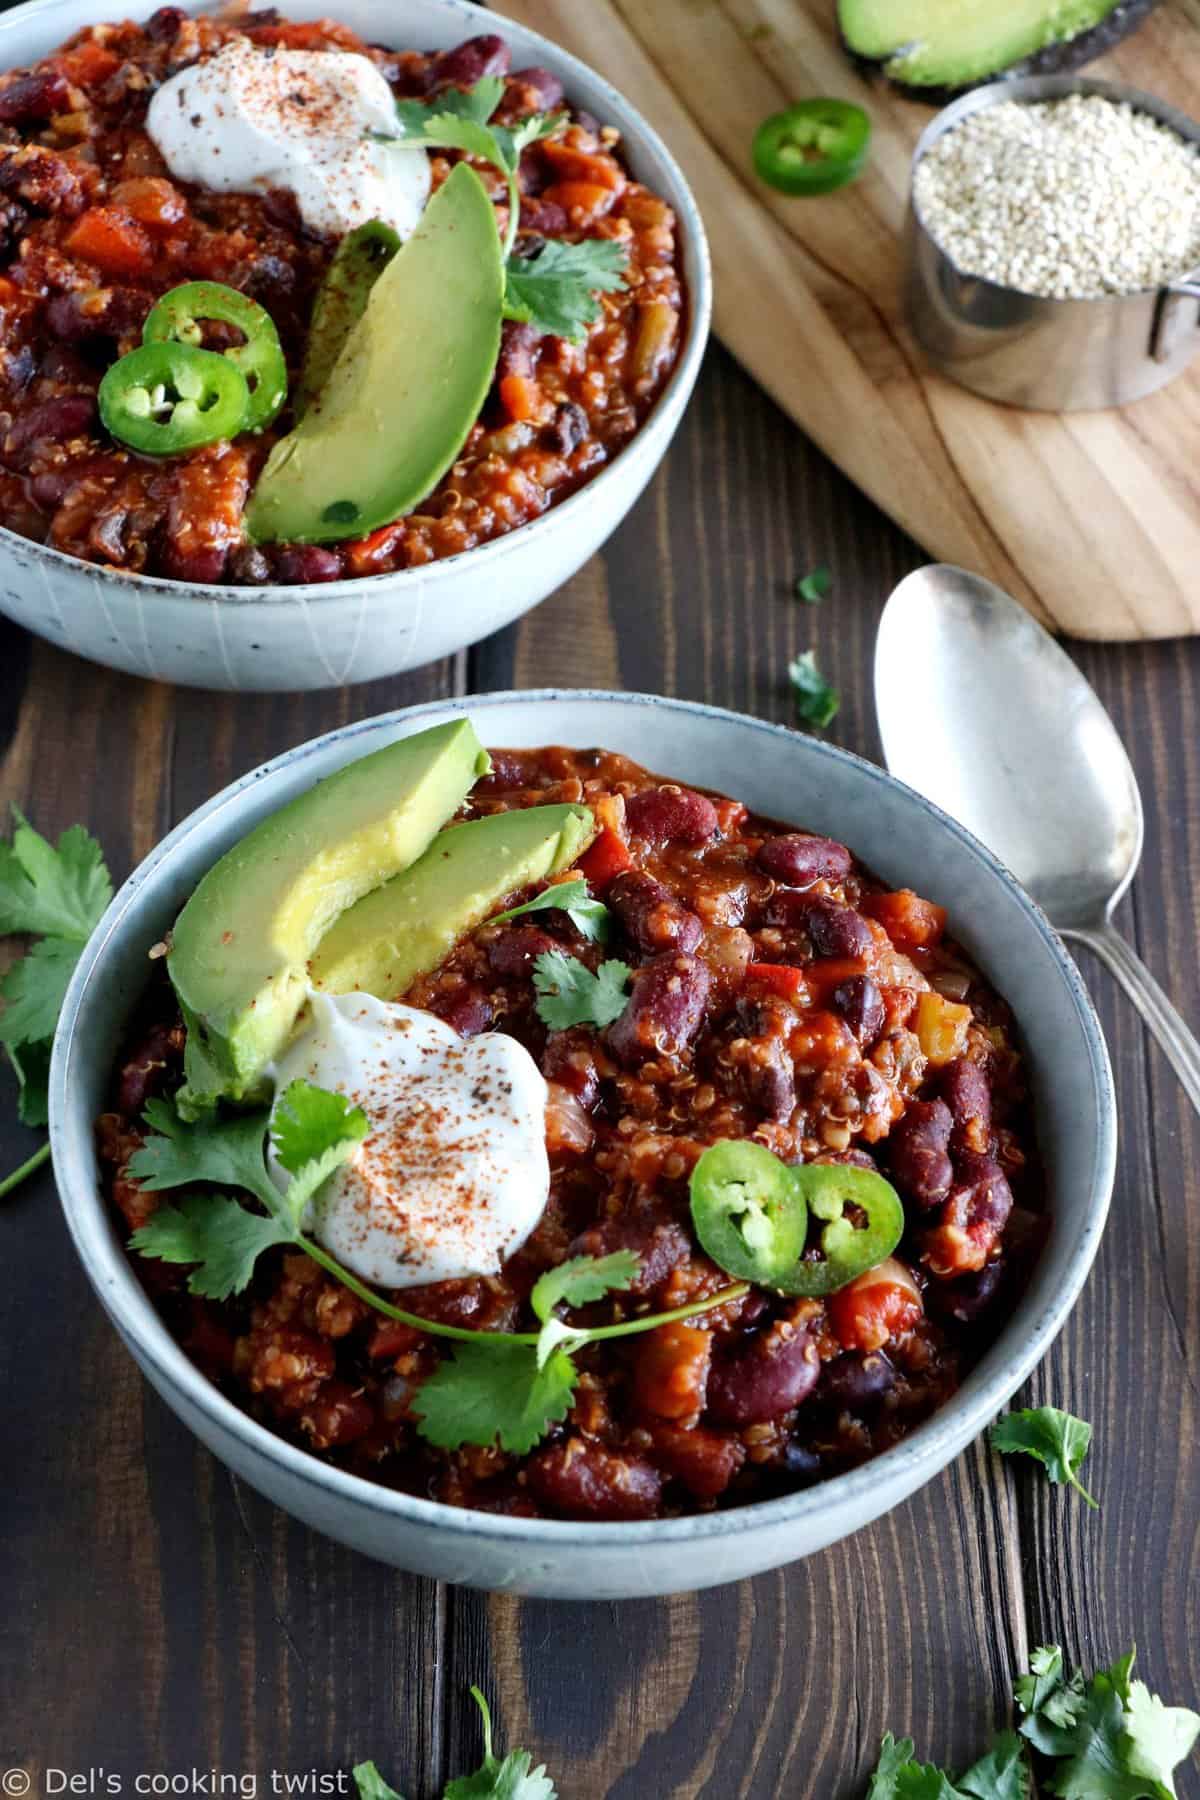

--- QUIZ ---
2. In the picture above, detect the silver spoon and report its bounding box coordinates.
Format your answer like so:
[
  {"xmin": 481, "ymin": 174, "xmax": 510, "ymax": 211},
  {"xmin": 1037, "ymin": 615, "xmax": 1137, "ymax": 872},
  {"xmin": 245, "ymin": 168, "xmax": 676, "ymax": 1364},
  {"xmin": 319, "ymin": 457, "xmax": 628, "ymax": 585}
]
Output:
[{"xmin": 874, "ymin": 563, "xmax": 1200, "ymax": 1114}]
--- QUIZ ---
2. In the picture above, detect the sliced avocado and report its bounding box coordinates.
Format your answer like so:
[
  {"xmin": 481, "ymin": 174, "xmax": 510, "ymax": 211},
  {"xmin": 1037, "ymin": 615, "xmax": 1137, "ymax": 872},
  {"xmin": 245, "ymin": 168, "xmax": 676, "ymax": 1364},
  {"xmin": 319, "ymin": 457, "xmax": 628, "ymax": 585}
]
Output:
[
  {"xmin": 839, "ymin": 0, "xmax": 1158, "ymax": 95},
  {"xmin": 295, "ymin": 219, "xmax": 402, "ymax": 421},
  {"xmin": 169, "ymin": 719, "xmax": 490, "ymax": 1111},
  {"xmin": 244, "ymin": 163, "xmax": 504, "ymax": 546},
  {"xmin": 310, "ymin": 803, "xmax": 597, "ymax": 1001}
]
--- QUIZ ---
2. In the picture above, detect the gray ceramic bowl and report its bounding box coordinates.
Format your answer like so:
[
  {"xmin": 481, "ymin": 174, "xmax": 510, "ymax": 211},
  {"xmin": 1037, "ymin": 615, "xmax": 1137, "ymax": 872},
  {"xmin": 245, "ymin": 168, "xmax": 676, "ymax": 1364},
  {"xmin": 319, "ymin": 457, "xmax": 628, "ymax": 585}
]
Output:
[
  {"xmin": 49, "ymin": 693, "xmax": 1116, "ymax": 1598},
  {"xmin": 0, "ymin": 0, "xmax": 711, "ymax": 691}
]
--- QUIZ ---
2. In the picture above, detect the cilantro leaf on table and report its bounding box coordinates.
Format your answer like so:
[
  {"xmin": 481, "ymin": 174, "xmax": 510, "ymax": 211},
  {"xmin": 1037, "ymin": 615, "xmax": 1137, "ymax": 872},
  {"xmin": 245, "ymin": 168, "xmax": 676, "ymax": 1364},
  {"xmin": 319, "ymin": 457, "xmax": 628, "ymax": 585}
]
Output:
[
  {"xmin": 383, "ymin": 77, "xmax": 627, "ymax": 332},
  {"xmin": 0, "ymin": 813, "xmax": 112, "ymax": 939},
  {"xmin": 532, "ymin": 950, "xmax": 631, "ymax": 1030},
  {"xmin": 793, "ymin": 564, "xmax": 832, "ymax": 605},
  {"xmin": 1016, "ymin": 1645, "xmax": 1199, "ymax": 1800},
  {"xmin": 352, "ymin": 1763, "xmax": 406, "ymax": 1800},
  {"xmin": 443, "ymin": 1689, "xmax": 557, "ymax": 1800},
  {"xmin": 0, "ymin": 811, "xmax": 113, "ymax": 1181},
  {"xmin": 491, "ymin": 876, "xmax": 610, "ymax": 942},
  {"xmin": 990, "ymin": 1406, "xmax": 1097, "ymax": 1508},
  {"xmin": 0, "ymin": 936, "xmax": 83, "ymax": 1046},
  {"xmin": 503, "ymin": 239, "xmax": 629, "ymax": 342},
  {"xmin": 130, "ymin": 1193, "xmax": 292, "ymax": 1301},
  {"xmin": 957, "ymin": 1733, "xmax": 1032, "ymax": 1800},
  {"xmin": 788, "ymin": 650, "xmax": 839, "ymax": 729},
  {"xmin": 412, "ymin": 1337, "xmax": 578, "ymax": 1456}
]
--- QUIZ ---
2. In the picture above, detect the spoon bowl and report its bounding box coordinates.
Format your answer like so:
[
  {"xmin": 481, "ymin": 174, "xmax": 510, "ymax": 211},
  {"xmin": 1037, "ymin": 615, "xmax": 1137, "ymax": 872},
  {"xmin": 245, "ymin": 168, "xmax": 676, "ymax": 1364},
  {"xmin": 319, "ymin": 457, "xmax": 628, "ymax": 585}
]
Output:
[
  {"xmin": 875, "ymin": 565, "xmax": 1143, "ymax": 929},
  {"xmin": 875, "ymin": 564, "xmax": 1200, "ymax": 1115}
]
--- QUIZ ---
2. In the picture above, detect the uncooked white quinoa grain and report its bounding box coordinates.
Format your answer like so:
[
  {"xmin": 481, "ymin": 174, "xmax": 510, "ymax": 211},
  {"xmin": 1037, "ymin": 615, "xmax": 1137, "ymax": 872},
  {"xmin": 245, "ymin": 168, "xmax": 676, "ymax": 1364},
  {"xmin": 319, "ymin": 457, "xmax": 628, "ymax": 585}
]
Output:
[{"xmin": 913, "ymin": 93, "xmax": 1200, "ymax": 300}]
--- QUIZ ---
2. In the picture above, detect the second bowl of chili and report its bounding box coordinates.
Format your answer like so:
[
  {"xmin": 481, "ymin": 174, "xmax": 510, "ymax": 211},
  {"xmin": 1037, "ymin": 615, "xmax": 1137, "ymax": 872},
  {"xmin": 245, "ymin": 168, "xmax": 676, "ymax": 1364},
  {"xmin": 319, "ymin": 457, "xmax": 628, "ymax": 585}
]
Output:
[{"xmin": 0, "ymin": 0, "xmax": 710, "ymax": 689}]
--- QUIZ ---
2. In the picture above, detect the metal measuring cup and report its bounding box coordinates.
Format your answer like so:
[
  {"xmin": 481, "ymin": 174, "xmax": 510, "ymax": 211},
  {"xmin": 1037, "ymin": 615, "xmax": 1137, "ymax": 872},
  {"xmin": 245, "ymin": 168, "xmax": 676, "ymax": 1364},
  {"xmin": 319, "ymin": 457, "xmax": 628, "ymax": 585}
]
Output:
[{"xmin": 904, "ymin": 73, "xmax": 1200, "ymax": 411}]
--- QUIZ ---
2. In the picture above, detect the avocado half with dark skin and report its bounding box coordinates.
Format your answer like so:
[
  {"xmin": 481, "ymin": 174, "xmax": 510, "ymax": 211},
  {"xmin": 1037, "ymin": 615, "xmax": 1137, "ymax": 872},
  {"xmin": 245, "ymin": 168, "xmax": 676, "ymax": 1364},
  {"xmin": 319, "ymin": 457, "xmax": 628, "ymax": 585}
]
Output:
[{"xmin": 837, "ymin": 0, "xmax": 1161, "ymax": 102}]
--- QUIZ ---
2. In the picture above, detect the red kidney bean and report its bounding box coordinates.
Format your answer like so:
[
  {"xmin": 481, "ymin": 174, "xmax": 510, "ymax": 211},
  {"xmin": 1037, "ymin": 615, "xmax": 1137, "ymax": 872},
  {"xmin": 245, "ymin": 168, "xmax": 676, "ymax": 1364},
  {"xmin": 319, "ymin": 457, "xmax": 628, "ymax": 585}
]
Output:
[
  {"xmin": 527, "ymin": 1440, "xmax": 662, "ymax": 1521},
  {"xmin": 731, "ymin": 1031, "xmax": 795, "ymax": 1123},
  {"xmin": 0, "ymin": 70, "xmax": 71, "ymax": 125},
  {"xmin": 517, "ymin": 197, "xmax": 568, "ymax": 235},
  {"xmin": 950, "ymin": 1152, "xmax": 1014, "ymax": 1238},
  {"xmin": 707, "ymin": 1322, "xmax": 820, "ymax": 1426},
  {"xmin": 568, "ymin": 1217, "xmax": 690, "ymax": 1295},
  {"xmin": 928, "ymin": 1259, "xmax": 1005, "ymax": 1326},
  {"xmin": 940, "ymin": 1058, "xmax": 992, "ymax": 1156},
  {"xmin": 497, "ymin": 318, "xmax": 537, "ymax": 383},
  {"xmin": 145, "ymin": 5, "xmax": 188, "ymax": 37},
  {"xmin": 831, "ymin": 972, "xmax": 885, "ymax": 1046},
  {"xmin": 816, "ymin": 1349, "xmax": 895, "ymax": 1411},
  {"xmin": 427, "ymin": 35, "xmax": 511, "ymax": 93},
  {"xmin": 540, "ymin": 1025, "xmax": 601, "ymax": 1106},
  {"xmin": 4, "ymin": 392, "xmax": 96, "ymax": 459},
  {"xmin": 888, "ymin": 1098, "xmax": 954, "ymax": 1208},
  {"xmin": 433, "ymin": 985, "xmax": 494, "ymax": 1038},
  {"xmin": 606, "ymin": 952, "xmax": 710, "ymax": 1066},
  {"xmin": 625, "ymin": 785, "xmax": 718, "ymax": 846},
  {"xmin": 271, "ymin": 545, "xmax": 343, "ymax": 584},
  {"xmin": 486, "ymin": 923, "xmax": 560, "ymax": 978},
  {"xmin": 511, "ymin": 66, "xmax": 565, "ymax": 110},
  {"xmin": 160, "ymin": 540, "xmax": 227, "ymax": 584},
  {"xmin": 756, "ymin": 833, "xmax": 852, "ymax": 887},
  {"xmin": 608, "ymin": 869, "xmax": 702, "ymax": 955},
  {"xmin": 765, "ymin": 893, "xmax": 872, "ymax": 959}
]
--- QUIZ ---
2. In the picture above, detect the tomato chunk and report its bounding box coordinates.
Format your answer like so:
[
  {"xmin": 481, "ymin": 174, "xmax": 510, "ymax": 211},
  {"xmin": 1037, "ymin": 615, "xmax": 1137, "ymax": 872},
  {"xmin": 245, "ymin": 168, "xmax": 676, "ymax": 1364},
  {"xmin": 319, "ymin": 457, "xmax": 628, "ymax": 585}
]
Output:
[
  {"xmin": 745, "ymin": 961, "xmax": 807, "ymax": 1002},
  {"xmin": 577, "ymin": 825, "xmax": 633, "ymax": 890},
  {"xmin": 863, "ymin": 889, "xmax": 948, "ymax": 951},
  {"xmin": 827, "ymin": 1256, "xmax": 923, "ymax": 1353}
]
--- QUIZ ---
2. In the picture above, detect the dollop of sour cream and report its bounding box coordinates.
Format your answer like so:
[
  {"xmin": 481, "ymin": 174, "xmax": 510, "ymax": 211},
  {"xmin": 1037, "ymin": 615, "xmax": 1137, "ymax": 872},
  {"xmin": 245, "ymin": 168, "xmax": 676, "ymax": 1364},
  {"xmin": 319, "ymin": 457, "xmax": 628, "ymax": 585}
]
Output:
[
  {"xmin": 269, "ymin": 991, "xmax": 551, "ymax": 1290},
  {"xmin": 146, "ymin": 39, "xmax": 430, "ymax": 240}
]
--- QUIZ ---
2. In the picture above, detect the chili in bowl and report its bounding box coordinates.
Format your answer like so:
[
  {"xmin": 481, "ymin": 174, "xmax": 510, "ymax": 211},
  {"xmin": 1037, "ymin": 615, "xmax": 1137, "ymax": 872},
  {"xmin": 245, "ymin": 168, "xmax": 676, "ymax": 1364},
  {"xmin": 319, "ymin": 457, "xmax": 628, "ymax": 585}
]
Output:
[
  {"xmin": 49, "ymin": 692, "xmax": 1116, "ymax": 1598},
  {"xmin": 0, "ymin": 0, "xmax": 709, "ymax": 689}
]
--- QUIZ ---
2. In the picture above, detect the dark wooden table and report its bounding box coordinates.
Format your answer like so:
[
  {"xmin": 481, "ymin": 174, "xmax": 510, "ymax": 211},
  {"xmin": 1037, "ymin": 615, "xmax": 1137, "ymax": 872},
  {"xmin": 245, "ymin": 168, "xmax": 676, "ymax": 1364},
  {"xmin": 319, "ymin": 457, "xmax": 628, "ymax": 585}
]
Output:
[{"xmin": 2, "ymin": 341, "xmax": 1197, "ymax": 1799}]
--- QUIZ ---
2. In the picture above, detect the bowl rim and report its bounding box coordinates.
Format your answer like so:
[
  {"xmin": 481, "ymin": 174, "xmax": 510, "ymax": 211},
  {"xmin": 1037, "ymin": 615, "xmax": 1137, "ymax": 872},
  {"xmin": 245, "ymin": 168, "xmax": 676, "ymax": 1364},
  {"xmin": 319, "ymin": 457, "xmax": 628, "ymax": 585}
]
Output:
[
  {"xmin": 0, "ymin": 0, "xmax": 712, "ymax": 605},
  {"xmin": 49, "ymin": 687, "xmax": 1117, "ymax": 1547}
]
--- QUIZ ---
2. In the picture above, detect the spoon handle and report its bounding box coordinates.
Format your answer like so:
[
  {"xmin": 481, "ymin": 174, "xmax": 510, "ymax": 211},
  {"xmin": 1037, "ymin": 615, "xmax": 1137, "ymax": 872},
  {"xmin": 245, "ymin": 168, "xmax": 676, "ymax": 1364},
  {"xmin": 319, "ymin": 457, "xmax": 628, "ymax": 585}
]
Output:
[{"xmin": 1065, "ymin": 921, "xmax": 1200, "ymax": 1115}]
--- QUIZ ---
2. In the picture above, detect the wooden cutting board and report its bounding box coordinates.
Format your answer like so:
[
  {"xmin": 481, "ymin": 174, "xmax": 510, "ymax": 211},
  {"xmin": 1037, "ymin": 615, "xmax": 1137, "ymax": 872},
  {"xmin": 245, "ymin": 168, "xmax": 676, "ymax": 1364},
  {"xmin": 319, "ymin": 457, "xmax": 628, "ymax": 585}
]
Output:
[{"xmin": 498, "ymin": 0, "xmax": 1200, "ymax": 640}]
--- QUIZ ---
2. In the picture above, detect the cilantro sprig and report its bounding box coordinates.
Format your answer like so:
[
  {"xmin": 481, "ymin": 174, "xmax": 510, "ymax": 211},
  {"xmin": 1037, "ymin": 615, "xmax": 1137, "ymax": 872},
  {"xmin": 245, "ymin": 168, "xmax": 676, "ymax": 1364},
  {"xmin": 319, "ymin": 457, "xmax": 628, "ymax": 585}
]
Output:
[
  {"xmin": 532, "ymin": 949, "xmax": 631, "ymax": 1029},
  {"xmin": 491, "ymin": 875, "xmax": 609, "ymax": 942},
  {"xmin": 380, "ymin": 77, "xmax": 628, "ymax": 340},
  {"xmin": 0, "ymin": 810, "xmax": 113, "ymax": 1194},
  {"xmin": 868, "ymin": 1644, "xmax": 1199, "ymax": 1800},
  {"xmin": 129, "ymin": 1081, "xmax": 745, "ymax": 1455},
  {"xmin": 990, "ymin": 1405, "xmax": 1098, "ymax": 1508},
  {"xmin": 354, "ymin": 1686, "xmax": 556, "ymax": 1800}
]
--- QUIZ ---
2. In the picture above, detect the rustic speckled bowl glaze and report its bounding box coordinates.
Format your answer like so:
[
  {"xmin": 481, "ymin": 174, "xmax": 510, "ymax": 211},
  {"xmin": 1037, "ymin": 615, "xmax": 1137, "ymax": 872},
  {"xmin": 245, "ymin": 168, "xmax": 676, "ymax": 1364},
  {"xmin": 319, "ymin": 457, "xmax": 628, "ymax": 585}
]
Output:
[
  {"xmin": 0, "ymin": 0, "xmax": 710, "ymax": 690},
  {"xmin": 49, "ymin": 693, "xmax": 1116, "ymax": 1597}
]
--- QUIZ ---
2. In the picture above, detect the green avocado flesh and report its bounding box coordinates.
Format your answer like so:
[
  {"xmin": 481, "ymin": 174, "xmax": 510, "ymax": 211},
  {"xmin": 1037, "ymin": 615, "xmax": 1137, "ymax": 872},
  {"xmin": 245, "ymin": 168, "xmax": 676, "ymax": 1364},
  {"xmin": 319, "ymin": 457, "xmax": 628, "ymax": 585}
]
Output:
[
  {"xmin": 310, "ymin": 803, "xmax": 598, "ymax": 1001},
  {"xmin": 168, "ymin": 719, "xmax": 490, "ymax": 1111},
  {"xmin": 244, "ymin": 163, "xmax": 505, "ymax": 545},
  {"xmin": 838, "ymin": 0, "xmax": 1155, "ymax": 89}
]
